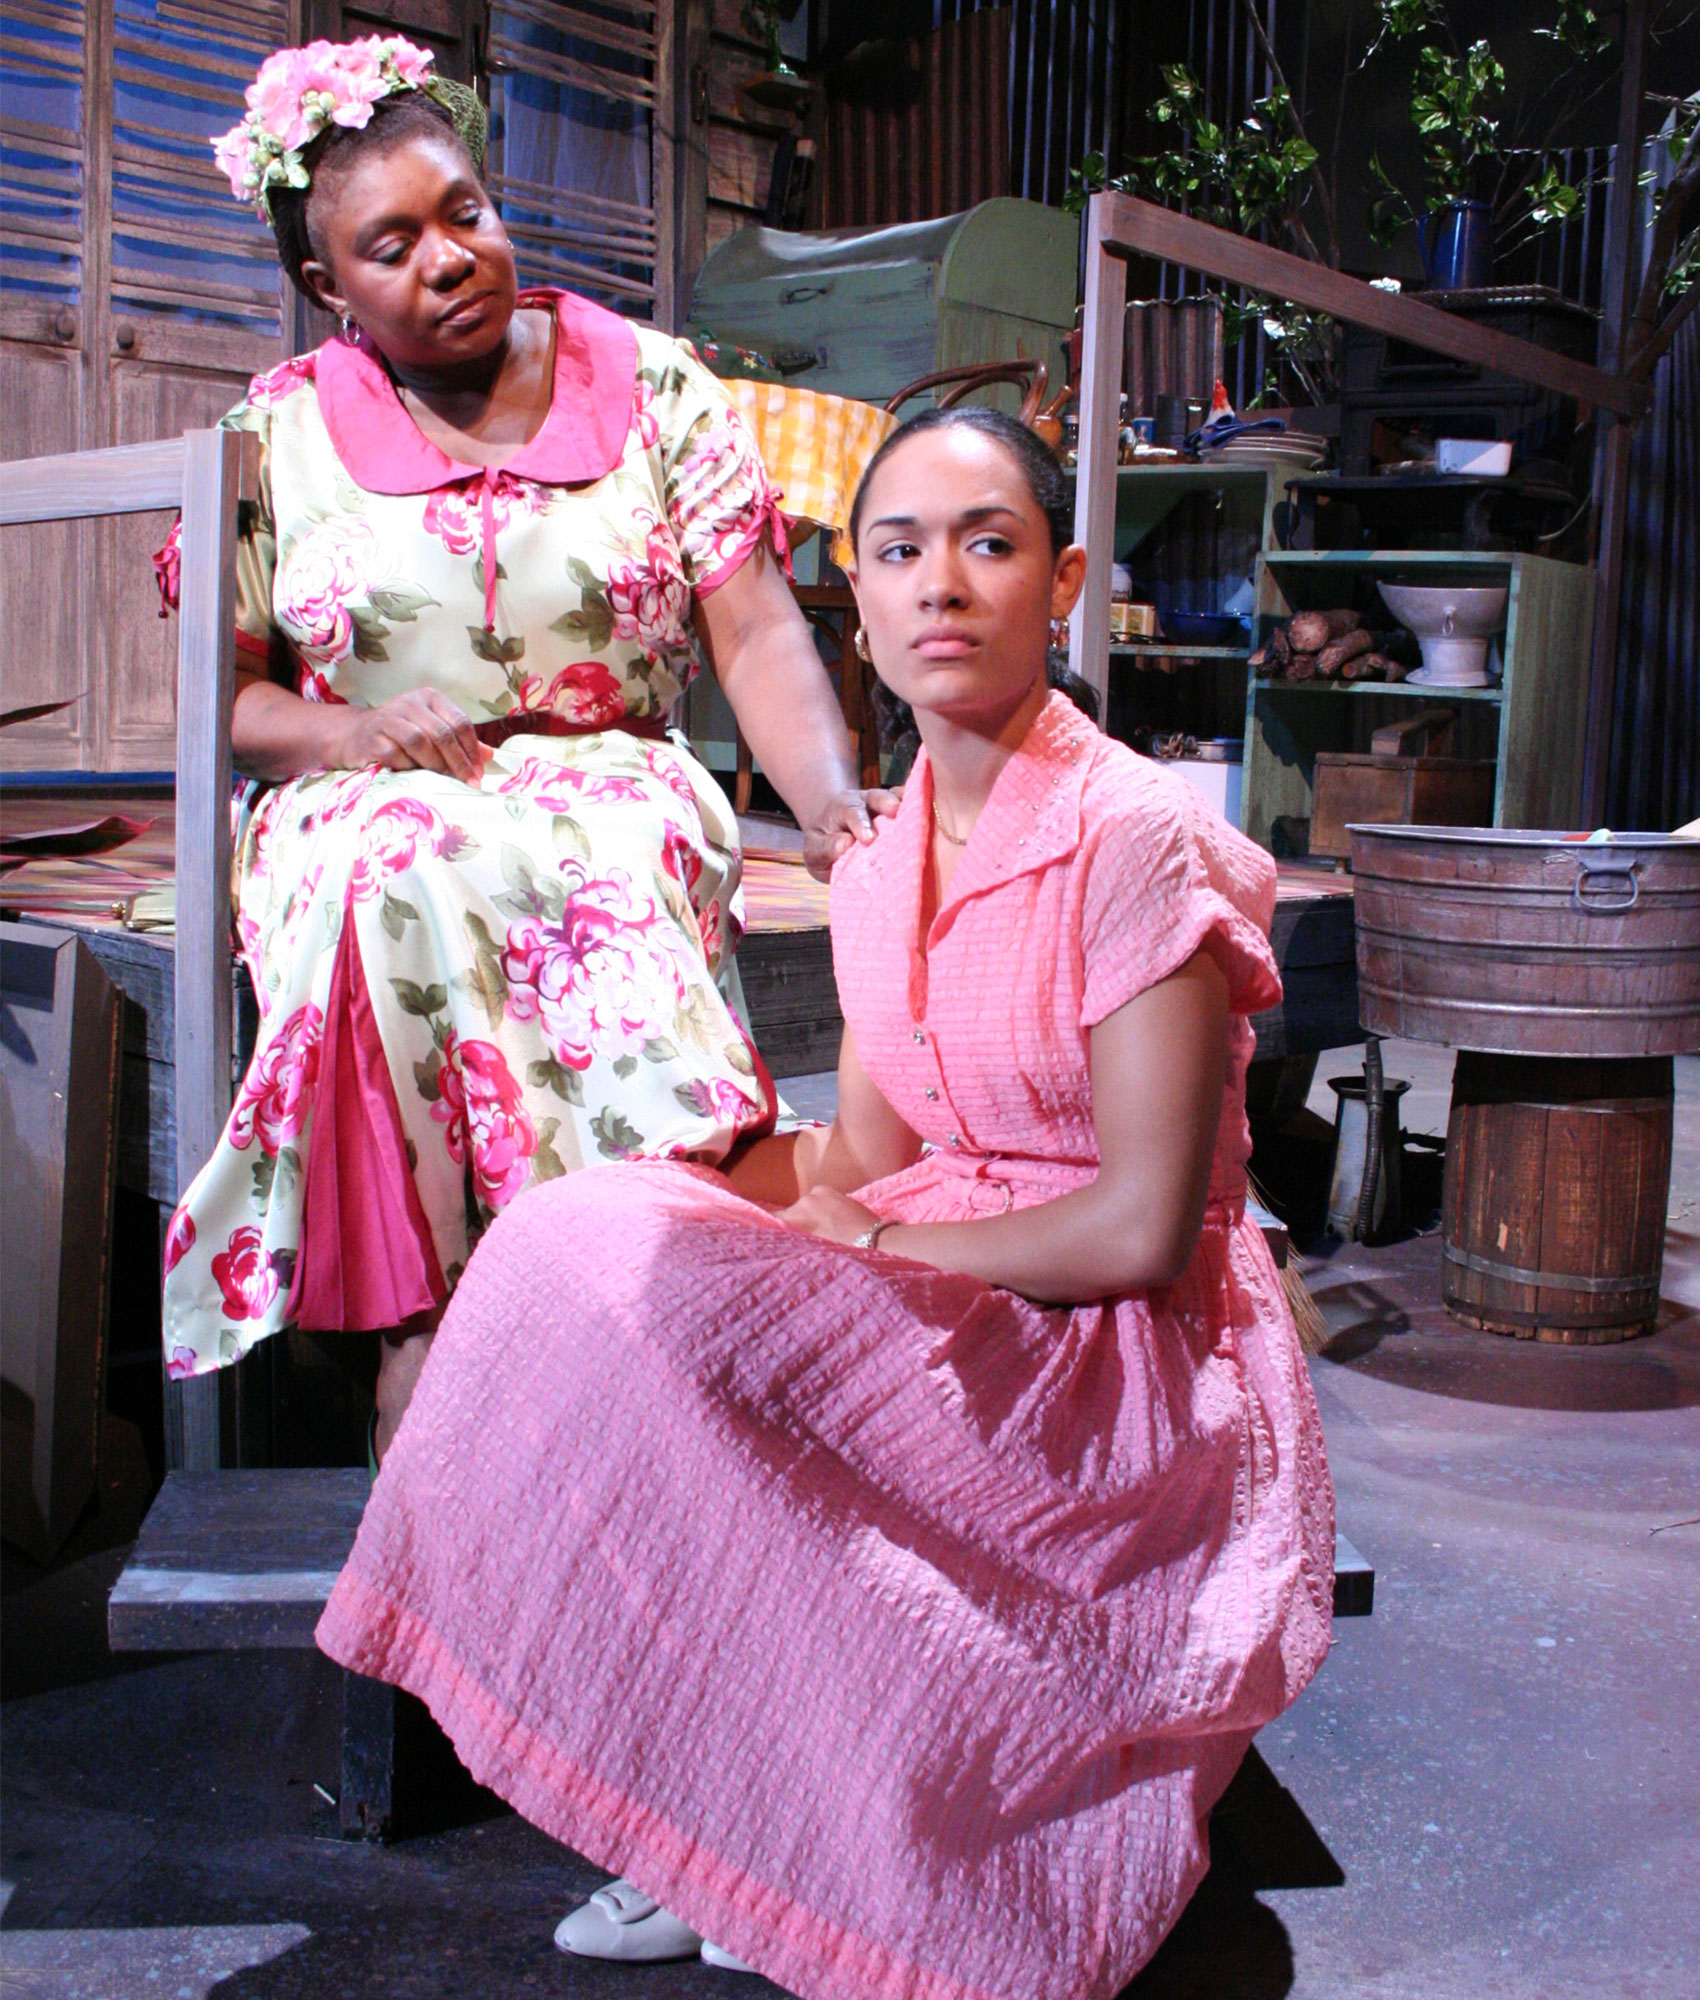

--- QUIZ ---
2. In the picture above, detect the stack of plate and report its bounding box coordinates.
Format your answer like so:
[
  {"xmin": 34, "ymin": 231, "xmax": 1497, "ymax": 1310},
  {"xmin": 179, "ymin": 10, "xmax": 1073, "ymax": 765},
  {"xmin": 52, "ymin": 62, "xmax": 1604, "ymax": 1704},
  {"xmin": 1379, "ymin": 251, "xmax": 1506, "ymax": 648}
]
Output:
[{"xmin": 1201, "ymin": 431, "xmax": 1330, "ymax": 481}]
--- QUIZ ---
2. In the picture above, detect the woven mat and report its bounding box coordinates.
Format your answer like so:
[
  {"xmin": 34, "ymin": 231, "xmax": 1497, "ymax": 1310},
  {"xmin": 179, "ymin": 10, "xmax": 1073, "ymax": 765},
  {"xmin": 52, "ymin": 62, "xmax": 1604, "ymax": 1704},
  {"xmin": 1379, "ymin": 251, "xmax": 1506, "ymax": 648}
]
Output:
[
  {"xmin": 0, "ymin": 794, "xmax": 831, "ymax": 936},
  {"xmin": 1, "ymin": 793, "xmax": 1341, "ymax": 935}
]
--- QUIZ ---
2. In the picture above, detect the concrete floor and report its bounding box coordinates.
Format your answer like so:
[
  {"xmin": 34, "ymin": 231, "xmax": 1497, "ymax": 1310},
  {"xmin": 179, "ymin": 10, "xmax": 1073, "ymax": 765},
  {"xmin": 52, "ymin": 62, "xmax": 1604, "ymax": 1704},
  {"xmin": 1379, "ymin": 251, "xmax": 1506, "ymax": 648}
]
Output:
[{"xmin": 4, "ymin": 1048, "xmax": 1697, "ymax": 2000}]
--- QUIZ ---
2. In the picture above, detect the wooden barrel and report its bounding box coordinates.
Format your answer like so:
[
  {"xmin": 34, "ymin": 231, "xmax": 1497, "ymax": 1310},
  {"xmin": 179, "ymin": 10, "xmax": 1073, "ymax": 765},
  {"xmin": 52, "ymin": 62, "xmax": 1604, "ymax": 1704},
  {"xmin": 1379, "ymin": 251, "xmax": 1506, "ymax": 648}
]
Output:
[{"xmin": 1442, "ymin": 1053, "xmax": 1674, "ymax": 1343}]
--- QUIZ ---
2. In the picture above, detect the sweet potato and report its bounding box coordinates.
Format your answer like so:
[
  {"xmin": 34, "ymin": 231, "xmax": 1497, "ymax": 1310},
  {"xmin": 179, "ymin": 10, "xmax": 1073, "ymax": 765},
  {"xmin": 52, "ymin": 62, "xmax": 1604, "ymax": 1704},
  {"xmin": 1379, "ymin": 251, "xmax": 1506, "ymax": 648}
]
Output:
[
  {"xmin": 1315, "ymin": 628, "xmax": 1376, "ymax": 678},
  {"xmin": 1341, "ymin": 651, "xmax": 1394, "ymax": 681},
  {"xmin": 1287, "ymin": 607, "xmax": 1362, "ymax": 653}
]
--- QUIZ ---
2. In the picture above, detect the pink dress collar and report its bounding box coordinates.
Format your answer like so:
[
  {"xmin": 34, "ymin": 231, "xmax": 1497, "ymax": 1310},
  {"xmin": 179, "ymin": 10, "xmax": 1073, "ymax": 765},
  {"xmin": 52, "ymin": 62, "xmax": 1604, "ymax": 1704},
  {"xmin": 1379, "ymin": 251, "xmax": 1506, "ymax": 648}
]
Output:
[
  {"xmin": 909, "ymin": 691, "xmax": 1096, "ymax": 910},
  {"xmin": 857, "ymin": 693, "xmax": 1097, "ymax": 1020},
  {"xmin": 313, "ymin": 287, "xmax": 639, "ymax": 495}
]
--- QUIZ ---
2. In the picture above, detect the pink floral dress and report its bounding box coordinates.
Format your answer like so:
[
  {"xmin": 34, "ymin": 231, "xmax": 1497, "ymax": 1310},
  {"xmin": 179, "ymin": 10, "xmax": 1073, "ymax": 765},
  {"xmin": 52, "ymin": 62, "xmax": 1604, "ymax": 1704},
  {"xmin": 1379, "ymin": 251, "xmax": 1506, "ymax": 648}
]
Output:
[
  {"xmin": 318, "ymin": 694, "xmax": 1335, "ymax": 1999},
  {"xmin": 161, "ymin": 289, "xmax": 789, "ymax": 1375}
]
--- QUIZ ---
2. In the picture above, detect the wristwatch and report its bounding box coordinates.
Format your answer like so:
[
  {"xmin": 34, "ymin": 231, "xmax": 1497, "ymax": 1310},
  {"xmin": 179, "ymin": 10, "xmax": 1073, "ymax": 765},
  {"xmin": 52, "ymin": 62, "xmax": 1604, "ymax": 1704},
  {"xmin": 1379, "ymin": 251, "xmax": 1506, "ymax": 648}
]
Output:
[{"xmin": 853, "ymin": 1219, "xmax": 892, "ymax": 1252}]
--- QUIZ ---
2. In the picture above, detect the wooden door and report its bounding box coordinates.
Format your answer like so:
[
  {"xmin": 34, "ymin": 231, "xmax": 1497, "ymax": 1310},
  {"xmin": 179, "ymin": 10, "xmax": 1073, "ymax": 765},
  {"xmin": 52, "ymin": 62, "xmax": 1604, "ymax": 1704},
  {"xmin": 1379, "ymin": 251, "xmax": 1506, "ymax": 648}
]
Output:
[{"xmin": 2, "ymin": 0, "xmax": 292, "ymax": 774}]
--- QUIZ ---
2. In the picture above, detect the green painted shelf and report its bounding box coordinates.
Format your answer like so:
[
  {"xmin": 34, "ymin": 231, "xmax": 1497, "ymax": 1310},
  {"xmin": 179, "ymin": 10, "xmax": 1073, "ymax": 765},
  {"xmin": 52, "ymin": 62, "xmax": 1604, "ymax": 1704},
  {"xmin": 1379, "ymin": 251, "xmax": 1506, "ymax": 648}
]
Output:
[
  {"xmin": 1246, "ymin": 547, "xmax": 1596, "ymax": 846},
  {"xmin": 1069, "ymin": 460, "xmax": 1280, "ymax": 561},
  {"xmin": 1065, "ymin": 462, "xmax": 1271, "ymax": 483},
  {"xmin": 1251, "ymin": 677, "xmax": 1503, "ymax": 701},
  {"xmin": 1114, "ymin": 643, "xmax": 1252, "ymax": 661},
  {"xmin": 1263, "ymin": 549, "xmax": 1516, "ymax": 565}
]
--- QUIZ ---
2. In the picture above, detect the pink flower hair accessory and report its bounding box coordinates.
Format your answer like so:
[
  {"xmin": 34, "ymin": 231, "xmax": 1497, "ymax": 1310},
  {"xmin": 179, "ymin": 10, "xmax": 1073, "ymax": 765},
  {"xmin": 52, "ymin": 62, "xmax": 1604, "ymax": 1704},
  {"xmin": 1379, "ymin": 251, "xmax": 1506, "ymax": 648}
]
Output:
[{"xmin": 212, "ymin": 36, "xmax": 486, "ymax": 221}]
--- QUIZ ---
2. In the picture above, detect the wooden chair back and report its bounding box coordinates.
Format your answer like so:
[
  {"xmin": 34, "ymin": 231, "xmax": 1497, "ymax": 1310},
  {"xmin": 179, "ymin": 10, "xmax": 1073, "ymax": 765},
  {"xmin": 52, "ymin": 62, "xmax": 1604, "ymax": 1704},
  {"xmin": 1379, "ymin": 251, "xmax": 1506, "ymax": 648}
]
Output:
[
  {"xmin": 1, "ymin": 428, "xmax": 258, "ymax": 1468},
  {"xmin": 883, "ymin": 359, "xmax": 1051, "ymax": 428}
]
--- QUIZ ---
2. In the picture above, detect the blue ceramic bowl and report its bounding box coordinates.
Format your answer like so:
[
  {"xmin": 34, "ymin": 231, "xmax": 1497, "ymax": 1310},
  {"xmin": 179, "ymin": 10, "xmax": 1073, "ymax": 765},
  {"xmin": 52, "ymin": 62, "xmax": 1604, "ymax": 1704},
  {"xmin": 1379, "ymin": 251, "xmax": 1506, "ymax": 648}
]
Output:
[{"xmin": 1162, "ymin": 611, "xmax": 1249, "ymax": 648}]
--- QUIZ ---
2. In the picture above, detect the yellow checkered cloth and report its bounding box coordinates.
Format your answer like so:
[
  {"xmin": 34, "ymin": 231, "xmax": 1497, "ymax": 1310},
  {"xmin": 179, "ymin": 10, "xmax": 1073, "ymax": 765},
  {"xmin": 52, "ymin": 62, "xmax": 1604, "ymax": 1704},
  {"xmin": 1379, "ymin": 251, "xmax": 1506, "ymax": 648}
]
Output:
[{"xmin": 722, "ymin": 380, "xmax": 899, "ymax": 567}]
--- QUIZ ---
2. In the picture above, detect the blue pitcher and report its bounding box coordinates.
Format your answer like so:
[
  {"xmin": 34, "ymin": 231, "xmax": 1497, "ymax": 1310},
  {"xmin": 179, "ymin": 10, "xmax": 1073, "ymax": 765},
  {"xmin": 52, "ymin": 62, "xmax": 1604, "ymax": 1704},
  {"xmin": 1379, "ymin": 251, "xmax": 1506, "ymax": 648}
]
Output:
[{"xmin": 1423, "ymin": 200, "xmax": 1493, "ymax": 290}]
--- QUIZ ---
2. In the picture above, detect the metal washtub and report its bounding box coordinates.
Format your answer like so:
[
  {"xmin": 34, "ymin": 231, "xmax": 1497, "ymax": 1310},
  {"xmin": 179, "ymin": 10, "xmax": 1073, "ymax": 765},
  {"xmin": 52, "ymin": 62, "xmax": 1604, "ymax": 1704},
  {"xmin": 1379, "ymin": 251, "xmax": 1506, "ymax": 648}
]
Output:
[{"xmin": 1348, "ymin": 826, "xmax": 1700, "ymax": 1057}]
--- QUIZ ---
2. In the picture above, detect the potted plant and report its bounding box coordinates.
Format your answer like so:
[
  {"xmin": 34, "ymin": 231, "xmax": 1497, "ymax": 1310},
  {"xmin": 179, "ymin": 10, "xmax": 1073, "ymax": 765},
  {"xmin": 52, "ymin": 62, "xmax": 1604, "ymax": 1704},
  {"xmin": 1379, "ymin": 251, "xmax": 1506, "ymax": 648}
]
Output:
[
  {"xmin": 1365, "ymin": 0, "xmax": 1612, "ymax": 289},
  {"xmin": 1065, "ymin": 58, "xmax": 1347, "ymax": 406}
]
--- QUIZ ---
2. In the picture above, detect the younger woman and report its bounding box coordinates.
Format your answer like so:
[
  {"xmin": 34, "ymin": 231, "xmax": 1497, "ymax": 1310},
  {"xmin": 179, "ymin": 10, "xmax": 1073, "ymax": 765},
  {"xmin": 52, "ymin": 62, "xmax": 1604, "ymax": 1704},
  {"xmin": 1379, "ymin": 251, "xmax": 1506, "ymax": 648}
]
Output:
[{"xmin": 318, "ymin": 406, "xmax": 1335, "ymax": 2000}]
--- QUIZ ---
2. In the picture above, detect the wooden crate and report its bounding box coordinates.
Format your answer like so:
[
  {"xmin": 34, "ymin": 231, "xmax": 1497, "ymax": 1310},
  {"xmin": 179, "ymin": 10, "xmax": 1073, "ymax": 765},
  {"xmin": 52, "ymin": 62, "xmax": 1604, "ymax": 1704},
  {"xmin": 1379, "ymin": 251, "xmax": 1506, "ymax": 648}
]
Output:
[
  {"xmin": 1309, "ymin": 751, "xmax": 1496, "ymax": 859},
  {"xmin": 0, "ymin": 923, "xmax": 122, "ymax": 1560}
]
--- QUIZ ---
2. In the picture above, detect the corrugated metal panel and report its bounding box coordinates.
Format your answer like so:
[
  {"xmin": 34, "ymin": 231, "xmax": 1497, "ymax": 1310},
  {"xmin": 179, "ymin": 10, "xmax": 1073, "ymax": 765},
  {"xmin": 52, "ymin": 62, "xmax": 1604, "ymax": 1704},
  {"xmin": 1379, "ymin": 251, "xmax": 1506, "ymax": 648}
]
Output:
[
  {"xmin": 1606, "ymin": 136, "xmax": 1700, "ymax": 833},
  {"xmin": 1123, "ymin": 296, "xmax": 1224, "ymax": 411},
  {"xmin": 1497, "ymin": 146, "xmax": 1613, "ymax": 311},
  {"xmin": 820, "ymin": 6, "xmax": 1008, "ymax": 230},
  {"xmin": 1007, "ymin": 0, "xmax": 1131, "ymax": 210}
]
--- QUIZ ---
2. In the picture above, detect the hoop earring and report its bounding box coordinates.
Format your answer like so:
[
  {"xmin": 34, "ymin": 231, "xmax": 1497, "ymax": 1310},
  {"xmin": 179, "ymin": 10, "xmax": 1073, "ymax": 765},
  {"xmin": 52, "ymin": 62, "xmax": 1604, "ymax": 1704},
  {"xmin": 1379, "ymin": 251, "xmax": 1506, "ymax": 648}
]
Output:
[
  {"xmin": 340, "ymin": 313, "xmax": 357, "ymax": 340},
  {"xmin": 853, "ymin": 626, "xmax": 872, "ymax": 664}
]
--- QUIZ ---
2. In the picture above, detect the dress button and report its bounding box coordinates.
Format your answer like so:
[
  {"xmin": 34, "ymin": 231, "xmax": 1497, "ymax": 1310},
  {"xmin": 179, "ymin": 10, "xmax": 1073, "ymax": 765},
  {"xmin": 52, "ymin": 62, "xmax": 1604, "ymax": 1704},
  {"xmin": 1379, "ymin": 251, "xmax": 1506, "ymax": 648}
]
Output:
[
  {"xmin": 924, "ymin": 1087, "xmax": 938, "ymax": 1101},
  {"xmin": 948, "ymin": 1133, "xmax": 961, "ymax": 1147},
  {"xmin": 912, "ymin": 1029, "xmax": 926, "ymax": 1044}
]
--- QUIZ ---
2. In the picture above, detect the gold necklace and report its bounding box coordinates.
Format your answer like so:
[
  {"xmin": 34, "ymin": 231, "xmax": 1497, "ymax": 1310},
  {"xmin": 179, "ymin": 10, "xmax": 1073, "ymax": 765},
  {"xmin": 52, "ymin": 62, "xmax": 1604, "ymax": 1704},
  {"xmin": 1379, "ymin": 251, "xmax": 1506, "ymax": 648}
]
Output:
[{"xmin": 931, "ymin": 799, "xmax": 969, "ymax": 846}]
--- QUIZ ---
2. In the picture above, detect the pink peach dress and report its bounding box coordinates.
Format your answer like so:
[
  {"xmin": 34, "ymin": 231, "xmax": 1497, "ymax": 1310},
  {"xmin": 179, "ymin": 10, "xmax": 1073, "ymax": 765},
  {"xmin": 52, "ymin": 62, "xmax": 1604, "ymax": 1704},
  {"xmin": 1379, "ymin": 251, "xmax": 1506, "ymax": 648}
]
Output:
[{"xmin": 317, "ymin": 693, "xmax": 1335, "ymax": 2000}]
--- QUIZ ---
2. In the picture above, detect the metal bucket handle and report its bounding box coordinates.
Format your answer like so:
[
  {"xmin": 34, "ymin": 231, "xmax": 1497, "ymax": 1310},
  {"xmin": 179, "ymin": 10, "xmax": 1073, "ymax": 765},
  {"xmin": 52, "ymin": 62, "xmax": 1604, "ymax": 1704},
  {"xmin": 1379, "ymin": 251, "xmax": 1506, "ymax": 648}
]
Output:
[{"xmin": 1572, "ymin": 853, "xmax": 1641, "ymax": 913}]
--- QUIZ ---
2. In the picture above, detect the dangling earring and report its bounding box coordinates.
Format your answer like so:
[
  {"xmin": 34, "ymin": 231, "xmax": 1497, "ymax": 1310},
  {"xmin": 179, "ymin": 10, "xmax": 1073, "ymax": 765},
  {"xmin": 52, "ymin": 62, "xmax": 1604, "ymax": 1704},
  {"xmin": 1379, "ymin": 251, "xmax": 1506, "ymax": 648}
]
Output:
[
  {"xmin": 853, "ymin": 626, "xmax": 872, "ymax": 664},
  {"xmin": 340, "ymin": 312, "xmax": 357, "ymax": 341}
]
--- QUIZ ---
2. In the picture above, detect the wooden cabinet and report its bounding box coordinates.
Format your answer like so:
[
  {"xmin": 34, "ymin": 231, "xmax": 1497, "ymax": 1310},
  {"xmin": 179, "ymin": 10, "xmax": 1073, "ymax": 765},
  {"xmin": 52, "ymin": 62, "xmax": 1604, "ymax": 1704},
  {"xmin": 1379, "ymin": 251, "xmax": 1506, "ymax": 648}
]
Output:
[
  {"xmin": 1072, "ymin": 465, "xmax": 1596, "ymax": 845},
  {"xmin": 1242, "ymin": 549, "xmax": 1596, "ymax": 846}
]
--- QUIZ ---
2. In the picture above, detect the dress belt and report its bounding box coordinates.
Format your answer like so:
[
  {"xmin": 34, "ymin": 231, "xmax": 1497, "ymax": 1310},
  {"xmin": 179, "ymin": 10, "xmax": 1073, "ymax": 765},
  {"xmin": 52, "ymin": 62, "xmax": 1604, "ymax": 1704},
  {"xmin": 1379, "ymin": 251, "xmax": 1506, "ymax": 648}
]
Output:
[
  {"xmin": 473, "ymin": 712, "xmax": 669, "ymax": 751},
  {"xmin": 946, "ymin": 1155, "xmax": 1246, "ymax": 1228}
]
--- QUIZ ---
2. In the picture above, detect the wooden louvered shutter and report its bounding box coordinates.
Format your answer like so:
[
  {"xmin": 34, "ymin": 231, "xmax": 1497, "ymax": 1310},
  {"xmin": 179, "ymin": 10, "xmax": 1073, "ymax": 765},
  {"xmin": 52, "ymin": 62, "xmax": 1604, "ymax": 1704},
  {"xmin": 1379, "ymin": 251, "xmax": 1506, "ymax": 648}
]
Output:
[
  {"xmin": 486, "ymin": 0, "xmax": 676, "ymax": 327},
  {"xmin": 102, "ymin": 0, "xmax": 292, "ymax": 772},
  {"xmin": 2, "ymin": 0, "xmax": 100, "ymax": 769},
  {"xmin": 2, "ymin": 0, "xmax": 292, "ymax": 773}
]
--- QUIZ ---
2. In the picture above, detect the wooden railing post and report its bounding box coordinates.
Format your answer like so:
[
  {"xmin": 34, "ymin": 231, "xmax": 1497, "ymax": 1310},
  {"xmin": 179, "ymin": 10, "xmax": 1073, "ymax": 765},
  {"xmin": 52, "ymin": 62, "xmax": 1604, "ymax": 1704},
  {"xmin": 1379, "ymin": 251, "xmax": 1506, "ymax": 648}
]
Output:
[
  {"xmin": 1581, "ymin": 0, "xmax": 1650, "ymax": 825},
  {"xmin": 170, "ymin": 428, "xmax": 245, "ymax": 1471},
  {"xmin": 1068, "ymin": 203, "xmax": 1126, "ymax": 716}
]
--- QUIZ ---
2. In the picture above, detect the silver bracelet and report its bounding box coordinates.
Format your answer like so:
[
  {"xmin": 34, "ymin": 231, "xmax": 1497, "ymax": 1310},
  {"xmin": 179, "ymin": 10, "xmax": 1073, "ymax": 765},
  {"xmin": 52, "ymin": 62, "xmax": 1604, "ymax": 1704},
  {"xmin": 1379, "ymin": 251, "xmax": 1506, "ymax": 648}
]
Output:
[{"xmin": 853, "ymin": 1219, "xmax": 892, "ymax": 1252}]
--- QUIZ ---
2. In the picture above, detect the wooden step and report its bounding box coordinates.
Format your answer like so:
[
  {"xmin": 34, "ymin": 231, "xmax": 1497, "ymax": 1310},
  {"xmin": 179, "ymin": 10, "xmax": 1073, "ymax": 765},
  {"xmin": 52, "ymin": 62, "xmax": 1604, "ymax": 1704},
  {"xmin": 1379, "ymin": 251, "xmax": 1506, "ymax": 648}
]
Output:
[{"xmin": 111, "ymin": 1470, "xmax": 1373, "ymax": 1650}]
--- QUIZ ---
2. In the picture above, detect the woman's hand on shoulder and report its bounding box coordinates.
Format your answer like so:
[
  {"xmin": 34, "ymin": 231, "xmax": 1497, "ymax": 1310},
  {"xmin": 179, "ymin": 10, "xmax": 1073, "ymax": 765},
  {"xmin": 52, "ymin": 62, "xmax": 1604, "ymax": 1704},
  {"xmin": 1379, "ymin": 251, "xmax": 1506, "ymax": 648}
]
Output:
[
  {"xmin": 333, "ymin": 691, "xmax": 484, "ymax": 786},
  {"xmin": 804, "ymin": 785, "xmax": 902, "ymax": 881},
  {"xmin": 778, "ymin": 1186, "xmax": 880, "ymax": 1244}
]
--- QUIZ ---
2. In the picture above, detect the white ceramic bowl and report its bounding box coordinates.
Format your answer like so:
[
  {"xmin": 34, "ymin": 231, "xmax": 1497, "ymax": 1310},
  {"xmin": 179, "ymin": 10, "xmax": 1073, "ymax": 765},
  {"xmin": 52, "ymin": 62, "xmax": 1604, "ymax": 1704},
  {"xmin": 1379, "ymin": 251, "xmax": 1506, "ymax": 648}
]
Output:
[
  {"xmin": 1377, "ymin": 581, "xmax": 1508, "ymax": 687},
  {"xmin": 1436, "ymin": 438, "xmax": 1512, "ymax": 477}
]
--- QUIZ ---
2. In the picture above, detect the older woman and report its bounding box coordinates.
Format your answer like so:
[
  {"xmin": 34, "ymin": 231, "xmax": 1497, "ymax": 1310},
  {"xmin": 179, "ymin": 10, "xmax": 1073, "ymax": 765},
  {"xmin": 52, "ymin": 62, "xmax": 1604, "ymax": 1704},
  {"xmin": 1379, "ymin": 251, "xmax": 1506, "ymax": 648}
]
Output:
[{"xmin": 160, "ymin": 38, "xmax": 888, "ymax": 1450}]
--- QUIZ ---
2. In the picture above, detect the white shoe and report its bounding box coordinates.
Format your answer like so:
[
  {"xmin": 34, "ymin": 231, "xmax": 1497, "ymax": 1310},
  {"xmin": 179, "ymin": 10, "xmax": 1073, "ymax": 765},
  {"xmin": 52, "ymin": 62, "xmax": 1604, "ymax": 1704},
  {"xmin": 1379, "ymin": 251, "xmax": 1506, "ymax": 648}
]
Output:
[
  {"xmin": 701, "ymin": 1940, "xmax": 756, "ymax": 1972},
  {"xmin": 553, "ymin": 1878, "xmax": 704, "ymax": 1962}
]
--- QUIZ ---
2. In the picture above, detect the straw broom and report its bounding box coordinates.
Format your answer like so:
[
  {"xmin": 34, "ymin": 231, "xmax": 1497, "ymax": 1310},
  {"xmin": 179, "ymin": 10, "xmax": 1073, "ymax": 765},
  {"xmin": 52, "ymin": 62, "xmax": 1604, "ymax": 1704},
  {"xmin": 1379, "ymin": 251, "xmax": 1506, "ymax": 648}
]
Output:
[
  {"xmin": 1249, "ymin": 1173, "xmax": 1332, "ymax": 1356},
  {"xmin": 1279, "ymin": 1250, "xmax": 1332, "ymax": 1356}
]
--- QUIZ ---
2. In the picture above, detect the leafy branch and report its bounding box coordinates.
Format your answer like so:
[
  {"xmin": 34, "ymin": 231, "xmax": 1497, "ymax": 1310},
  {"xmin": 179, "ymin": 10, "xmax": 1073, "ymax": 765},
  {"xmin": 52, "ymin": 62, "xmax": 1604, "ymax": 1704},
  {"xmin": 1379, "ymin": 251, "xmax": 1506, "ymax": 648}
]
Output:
[{"xmin": 1064, "ymin": 63, "xmax": 1326, "ymax": 266}]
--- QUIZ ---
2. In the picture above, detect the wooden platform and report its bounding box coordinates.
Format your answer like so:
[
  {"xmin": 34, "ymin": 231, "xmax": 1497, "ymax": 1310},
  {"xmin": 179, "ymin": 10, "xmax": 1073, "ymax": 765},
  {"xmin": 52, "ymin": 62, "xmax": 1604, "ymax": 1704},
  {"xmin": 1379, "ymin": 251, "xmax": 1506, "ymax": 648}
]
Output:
[{"xmin": 2, "ymin": 793, "xmax": 1358, "ymax": 1206}]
